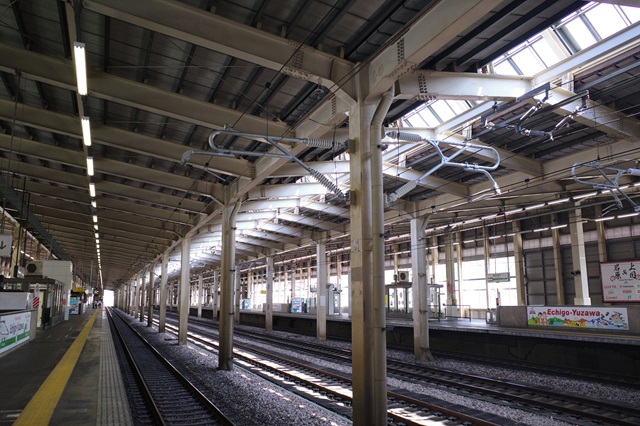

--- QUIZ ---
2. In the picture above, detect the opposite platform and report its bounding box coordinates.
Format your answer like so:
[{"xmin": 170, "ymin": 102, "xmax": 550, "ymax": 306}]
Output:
[{"xmin": 0, "ymin": 307, "xmax": 132, "ymax": 425}]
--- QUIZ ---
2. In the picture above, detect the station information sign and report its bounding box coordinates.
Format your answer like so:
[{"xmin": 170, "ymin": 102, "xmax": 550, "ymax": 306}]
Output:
[{"xmin": 600, "ymin": 260, "xmax": 640, "ymax": 303}]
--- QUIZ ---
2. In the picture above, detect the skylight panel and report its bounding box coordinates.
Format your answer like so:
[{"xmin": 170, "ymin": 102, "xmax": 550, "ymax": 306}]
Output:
[
  {"xmin": 564, "ymin": 18, "xmax": 597, "ymax": 50},
  {"xmin": 403, "ymin": 105, "xmax": 439, "ymax": 127},
  {"xmin": 511, "ymin": 47, "xmax": 545, "ymax": 75},
  {"xmin": 621, "ymin": 6, "xmax": 640, "ymax": 23},
  {"xmin": 493, "ymin": 60, "xmax": 518, "ymax": 76},
  {"xmin": 585, "ymin": 4, "xmax": 626, "ymax": 38},
  {"xmin": 430, "ymin": 101, "xmax": 456, "ymax": 122},
  {"xmin": 448, "ymin": 100, "xmax": 472, "ymax": 115},
  {"xmin": 530, "ymin": 37, "xmax": 563, "ymax": 67}
]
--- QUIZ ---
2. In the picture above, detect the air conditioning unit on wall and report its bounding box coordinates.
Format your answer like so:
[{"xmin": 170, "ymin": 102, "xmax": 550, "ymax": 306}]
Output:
[
  {"xmin": 395, "ymin": 270, "xmax": 410, "ymax": 282},
  {"xmin": 25, "ymin": 261, "xmax": 43, "ymax": 276}
]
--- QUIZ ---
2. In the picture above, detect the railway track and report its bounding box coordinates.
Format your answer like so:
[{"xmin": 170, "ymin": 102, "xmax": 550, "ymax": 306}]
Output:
[
  {"xmin": 108, "ymin": 308, "xmax": 235, "ymax": 426},
  {"xmin": 154, "ymin": 313, "xmax": 502, "ymax": 425},
  {"xmin": 164, "ymin": 312, "xmax": 640, "ymax": 425}
]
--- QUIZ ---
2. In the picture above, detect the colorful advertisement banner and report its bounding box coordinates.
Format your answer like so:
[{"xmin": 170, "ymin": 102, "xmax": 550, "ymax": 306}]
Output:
[
  {"xmin": 600, "ymin": 260, "xmax": 640, "ymax": 302},
  {"xmin": 527, "ymin": 306, "xmax": 629, "ymax": 330},
  {"xmin": 0, "ymin": 311, "xmax": 32, "ymax": 354}
]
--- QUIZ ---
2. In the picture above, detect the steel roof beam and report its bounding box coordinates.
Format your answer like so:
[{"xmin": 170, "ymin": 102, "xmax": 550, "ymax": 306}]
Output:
[{"xmin": 83, "ymin": 0, "xmax": 356, "ymax": 100}]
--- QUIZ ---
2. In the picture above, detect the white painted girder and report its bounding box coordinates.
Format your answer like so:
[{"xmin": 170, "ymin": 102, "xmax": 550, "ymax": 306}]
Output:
[
  {"xmin": 550, "ymin": 87, "xmax": 640, "ymax": 141},
  {"xmin": 247, "ymin": 182, "xmax": 330, "ymax": 199},
  {"xmin": 83, "ymin": 0, "xmax": 356, "ymax": 100},
  {"xmin": 276, "ymin": 213, "xmax": 348, "ymax": 233},
  {"xmin": 396, "ymin": 71, "xmax": 532, "ymax": 101},
  {"xmin": 0, "ymin": 99, "xmax": 250, "ymax": 177},
  {"xmin": 364, "ymin": 0, "xmax": 505, "ymax": 98},
  {"xmin": 444, "ymin": 133, "xmax": 543, "ymax": 177},
  {"xmin": 0, "ymin": 129, "xmax": 220, "ymax": 200},
  {"xmin": 382, "ymin": 161, "xmax": 469, "ymax": 198},
  {"xmin": 0, "ymin": 43, "xmax": 289, "ymax": 137}
]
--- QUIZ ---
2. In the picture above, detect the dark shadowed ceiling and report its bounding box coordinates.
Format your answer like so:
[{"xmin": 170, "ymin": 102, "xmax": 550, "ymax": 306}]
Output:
[{"xmin": 1, "ymin": 0, "xmax": 639, "ymax": 289}]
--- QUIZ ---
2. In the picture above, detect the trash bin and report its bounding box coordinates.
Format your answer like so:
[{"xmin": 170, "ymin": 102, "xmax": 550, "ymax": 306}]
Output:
[{"xmin": 486, "ymin": 308, "xmax": 498, "ymax": 324}]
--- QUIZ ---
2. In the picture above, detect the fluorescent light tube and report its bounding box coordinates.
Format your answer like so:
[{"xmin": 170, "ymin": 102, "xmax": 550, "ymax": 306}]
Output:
[
  {"xmin": 81, "ymin": 116, "xmax": 91, "ymax": 146},
  {"xmin": 86, "ymin": 156, "xmax": 94, "ymax": 176},
  {"xmin": 73, "ymin": 41, "xmax": 88, "ymax": 95},
  {"xmin": 89, "ymin": 182, "xmax": 96, "ymax": 197}
]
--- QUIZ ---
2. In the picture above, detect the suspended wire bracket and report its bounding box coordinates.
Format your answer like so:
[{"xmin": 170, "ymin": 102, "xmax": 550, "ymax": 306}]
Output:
[
  {"xmin": 181, "ymin": 127, "xmax": 348, "ymax": 202},
  {"xmin": 385, "ymin": 131, "xmax": 501, "ymax": 204},
  {"xmin": 572, "ymin": 161, "xmax": 640, "ymax": 215},
  {"xmin": 481, "ymin": 82, "xmax": 589, "ymax": 141}
]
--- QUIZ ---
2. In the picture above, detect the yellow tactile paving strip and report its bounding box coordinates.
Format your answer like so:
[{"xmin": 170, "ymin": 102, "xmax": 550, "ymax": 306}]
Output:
[{"xmin": 14, "ymin": 310, "xmax": 99, "ymax": 426}]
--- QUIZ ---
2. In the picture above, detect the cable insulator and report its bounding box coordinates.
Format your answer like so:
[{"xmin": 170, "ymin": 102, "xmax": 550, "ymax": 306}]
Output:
[
  {"xmin": 309, "ymin": 169, "xmax": 343, "ymax": 197},
  {"xmin": 385, "ymin": 131, "xmax": 425, "ymax": 142}
]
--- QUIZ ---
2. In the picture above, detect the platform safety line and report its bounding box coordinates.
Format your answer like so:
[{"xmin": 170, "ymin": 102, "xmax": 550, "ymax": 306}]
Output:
[{"xmin": 14, "ymin": 310, "xmax": 99, "ymax": 426}]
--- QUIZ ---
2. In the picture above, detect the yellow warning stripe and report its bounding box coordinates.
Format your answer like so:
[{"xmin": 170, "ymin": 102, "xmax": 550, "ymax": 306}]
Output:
[{"xmin": 14, "ymin": 310, "xmax": 99, "ymax": 426}]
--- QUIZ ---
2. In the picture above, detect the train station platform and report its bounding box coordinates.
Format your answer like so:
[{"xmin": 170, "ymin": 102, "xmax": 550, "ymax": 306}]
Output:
[{"xmin": 0, "ymin": 307, "xmax": 132, "ymax": 426}]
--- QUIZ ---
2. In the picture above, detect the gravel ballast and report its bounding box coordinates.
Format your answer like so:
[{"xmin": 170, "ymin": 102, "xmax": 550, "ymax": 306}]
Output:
[{"xmin": 125, "ymin": 317, "xmax": 640, "ymax": 426}]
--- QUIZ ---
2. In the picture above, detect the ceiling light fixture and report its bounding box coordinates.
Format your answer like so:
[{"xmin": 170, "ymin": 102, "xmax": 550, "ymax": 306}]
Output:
[
  {"xmin": 617, "ymin": 212, "xmax": 639, "ymax": 219},
  {"xmin": 73, "ymin": 41, "xmax": 88, "ymax": 95},
  {"xmin": 86, "ymin": 156, "xmax": 94, "ymax": 176},
  {"xmin": 595, "ymin": 216, "xmax": 614, "ymax": 222},
  {"xmin": 548, "ymin": 197, "xmax": 570, "ymax": 205},
  {"xmin": 525, "ymin": 203, "xmax": 545, "ymax": 211},
  {"xmin": 81, "ymin": 116, "xmax": 92, "ymax": 146},
  {"xmin": 89, "ymin": 182, "xmax": 96, "ymax": 197}
]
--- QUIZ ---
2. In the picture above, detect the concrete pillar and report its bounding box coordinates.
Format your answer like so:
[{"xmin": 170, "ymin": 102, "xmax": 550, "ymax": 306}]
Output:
[
  {"xmin": 147, "ymin": 266, "xmax": 154, "ymax": 327},
  {"xmin": 266, "ymin": 256, "xmax": 274, "ymax": 332},
  {"xmin": 552, "ymin": 214, "xmax": 565, "ymax": 305},
  {"xmin": 212, "ymin": 270, "xmax": 219, "ymax": 320},
  {"xmin": 316, "ymin": 235, "xmax": 328, "ymax": 340},
  {"xmin": 484, "ymin": 233, "xmax": 492, "ymax": 309},
  {"xmin": 132, "ymin": 276, "xmax": 139, "ymax": 317},
  {"xmin": 178, "ymin": 236, "xmax": 191, "ymax": 345},
  {"xmin": 410, "ymin": 214, "xmax": 433, "ymax": 361},
  {"xmin": 139, "ymin": 272, "xmax": 145, "ymax": 322},
  {"xmin": 219, "ymin": 202, "xmax": 240, "ymax": 370},
  {"xmin": 234, "ymin": 266, "xmax": 241, "ymax": 324},
  {"xmin": 158, "ymin": 250, "xmax": 169, "ymax": 332},
  {"xmin": 512, "ymin": 220, "xmax": 526, "ymax": 305},
  {"xmin": 197, "ymin": 273, "xmax": 203, "ymax": 318},
  {"xmin": 444, "ymin": 232, "xmax": 455, "ymax": 307},
  {"xmin": 348, "ymin": 84, "xmax": 392, "ymax": 425},
  {"xmin": 455, "ymin": 232, "xmax": 463, "ymax": 306},
  {"xmin": 430, "ymin": 236, "xmax": 438, "ymax": 287},
  {"xmin": 595, "ymin": 206, "xmax": 608, "ymax": 263},
  {"xmin": 569, "ymin": 207, "xmax": 591, "ymax": 305}
]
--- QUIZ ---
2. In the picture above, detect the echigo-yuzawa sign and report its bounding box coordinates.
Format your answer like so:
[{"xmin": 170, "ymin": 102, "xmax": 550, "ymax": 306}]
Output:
[
  {"xmin": 527, "ymin": 306, "xmax": 629, "ymax": 330},
  {"xmin": 0, "ymin": 311, "xmax": 31, "ymax": 354},
  {"xmin": 600, "ymin": 260, "xmax": 640, "ymax": 303}
]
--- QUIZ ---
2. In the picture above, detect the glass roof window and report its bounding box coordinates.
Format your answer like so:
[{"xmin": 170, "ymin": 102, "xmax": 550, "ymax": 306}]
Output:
[
  {"xmin": 399, "ymin": 2, "xmax": 639, "ymax": 129},
  {"xmin": 492, "ymin": 2, "xmax": 639, "ymax": 76}
]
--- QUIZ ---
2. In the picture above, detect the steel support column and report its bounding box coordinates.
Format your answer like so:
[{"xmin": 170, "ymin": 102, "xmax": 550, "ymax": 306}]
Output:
[
  {"xmin": 552, "ymin": 214, "xmax": 565, "ymax": 305},
  {"xmin": 147, "ymin": 266, "xmax": 154, "ymax": 327},
  {"xmin": 569, "ymin": 206, "xmax": 591, "ymax": 305},
  {"xmin": 512, "ymin": 220, "xmax": 526, "ymax": 305},
  {"xmin": 410, "ymin": 214, "xmax": 433, "ymax": 361},
  {"xmin": 266, "ymin": 256, "xmax": 274, "ymax": 333},
  {"xmin": 316, "ymin": 234, "xmax": 327, "ymax": 340},
  {"xmin": 158, "ymin": 249, "xmax": 169, "ymax": 332},
  {"xmin": 197, "ymin": 273, "xmax": 203, "ymax": 318},
  {"xmin": 178, "ymin": 236, "xmax": 191, "ymax": 345},
  {"xmin": 219, "ymin": 201, "xmax": 240, "ymax": 370}
]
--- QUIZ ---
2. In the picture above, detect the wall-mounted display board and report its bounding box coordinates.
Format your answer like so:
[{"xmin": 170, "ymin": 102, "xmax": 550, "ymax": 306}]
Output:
[{"xmin": 600, "ymin": 260, "xmax": 640, "ymax": 303}]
